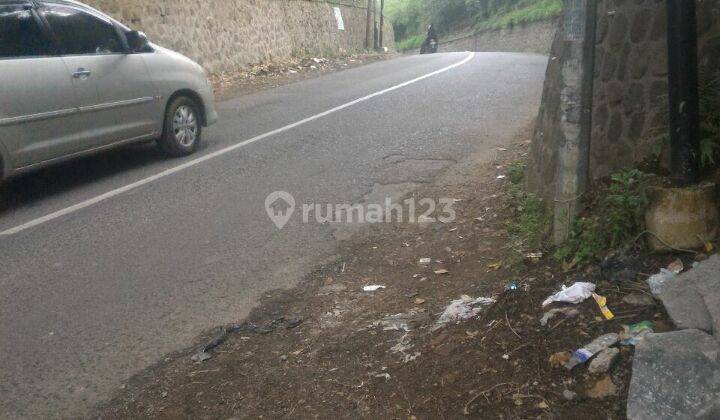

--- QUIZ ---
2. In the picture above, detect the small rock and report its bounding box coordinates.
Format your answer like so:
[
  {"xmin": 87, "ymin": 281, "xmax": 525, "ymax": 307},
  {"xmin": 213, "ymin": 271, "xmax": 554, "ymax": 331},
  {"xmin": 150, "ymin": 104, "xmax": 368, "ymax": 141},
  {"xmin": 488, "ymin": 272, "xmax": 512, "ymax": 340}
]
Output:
[
  {"xmin": 414, "ymin": 298, "xmax": 426, "ymax": 305},
  {"xmin": 563, "ymin": 390, "xmax": 577, "ymax": 400},
  {"xmin": 587, "ymin": 376, "xmax": 618, "ymax": 398},
  {"xmin": 588, "ymin": 348, "xmax": 620, "ymax": 374},
  {"xmin": 622, "ymin": 293, "xmax": 655, "ymax": 306}
]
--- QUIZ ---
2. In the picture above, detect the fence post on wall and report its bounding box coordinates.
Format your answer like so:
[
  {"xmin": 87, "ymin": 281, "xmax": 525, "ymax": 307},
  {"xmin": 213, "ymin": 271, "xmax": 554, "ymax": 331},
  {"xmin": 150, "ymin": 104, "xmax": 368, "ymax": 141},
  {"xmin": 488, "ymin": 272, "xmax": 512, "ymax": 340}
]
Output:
[{"xmin": 552, "ymin": 0, "xmax": 597, "ymax": 245}]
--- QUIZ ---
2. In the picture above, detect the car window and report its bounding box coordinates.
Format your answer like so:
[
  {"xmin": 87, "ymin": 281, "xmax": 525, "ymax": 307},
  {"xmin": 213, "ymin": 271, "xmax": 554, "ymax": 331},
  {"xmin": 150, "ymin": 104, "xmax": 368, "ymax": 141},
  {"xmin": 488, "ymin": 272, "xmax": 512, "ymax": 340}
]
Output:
[
  {"xmin": 0, "ymin": 5, "xmax": 52, "ymax": 58},
  {"xmin": 41, "ymin": 4, "xmax": 123, "ymax": 55}
]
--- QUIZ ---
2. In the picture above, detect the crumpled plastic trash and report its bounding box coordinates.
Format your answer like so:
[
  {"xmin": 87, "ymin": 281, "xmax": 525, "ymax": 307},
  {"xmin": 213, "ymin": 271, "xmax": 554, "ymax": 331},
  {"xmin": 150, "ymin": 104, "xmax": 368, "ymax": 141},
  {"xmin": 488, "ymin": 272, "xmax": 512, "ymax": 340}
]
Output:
[
  {"xmin": 619, "ymin": 321, "xmax": 654, "ymax": 346},
  {"xmin": 539, "ymin": 307, "xmax": 580, "ymax": 326},
  {"xmin": 647, "ymin": 268, "xmax": 677, "ymax": 295},
  {"xmin": 564, "ymin": 333, "xmax": 619, "ymax": 370},
  {"xmin": 363, "ymin": 285, "xmax": 386, "ymax": 292},
  {"xmin": 542, "ymin": 282, "xmax": 596, "ymax": 307},
  {"xmin": 436, "ymin": 295, "xmax": 496, "ymax": 325}
]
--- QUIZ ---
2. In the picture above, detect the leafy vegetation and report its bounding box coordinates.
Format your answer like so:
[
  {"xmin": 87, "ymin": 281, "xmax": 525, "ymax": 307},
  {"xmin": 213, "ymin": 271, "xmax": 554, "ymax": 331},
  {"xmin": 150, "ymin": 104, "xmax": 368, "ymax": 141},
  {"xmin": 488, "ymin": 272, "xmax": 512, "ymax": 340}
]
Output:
[
  {"xmin": 699, "ymin": 71, "xmax": 720, "ymax": 167},
  {"xmin": 386, "ymin": 0, "xmax": 562, "ymax": 50},
  {"xmin": 505, "ymin": 162, "xmax": 548, "ymax": 248},
  {"xmin": 554, "ymin": 169, "xmax": 649, "ymax": 265}
]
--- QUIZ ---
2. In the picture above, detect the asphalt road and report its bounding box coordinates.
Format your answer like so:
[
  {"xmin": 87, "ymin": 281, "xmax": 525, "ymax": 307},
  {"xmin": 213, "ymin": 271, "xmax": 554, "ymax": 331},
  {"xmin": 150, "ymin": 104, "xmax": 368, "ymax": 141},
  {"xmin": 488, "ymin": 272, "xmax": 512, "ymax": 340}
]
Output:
[{"xmin": 0, "ymin": 52, "xmax": 548, "ymax": 418}]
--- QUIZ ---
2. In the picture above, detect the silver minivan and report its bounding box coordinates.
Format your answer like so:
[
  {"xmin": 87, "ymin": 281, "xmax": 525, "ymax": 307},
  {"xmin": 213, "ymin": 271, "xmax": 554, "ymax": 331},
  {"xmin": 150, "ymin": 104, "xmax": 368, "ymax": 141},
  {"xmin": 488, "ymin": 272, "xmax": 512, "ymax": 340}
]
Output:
[{"xmin": 0, "ymin": 0, "xmax": 218, "ymax": 181}]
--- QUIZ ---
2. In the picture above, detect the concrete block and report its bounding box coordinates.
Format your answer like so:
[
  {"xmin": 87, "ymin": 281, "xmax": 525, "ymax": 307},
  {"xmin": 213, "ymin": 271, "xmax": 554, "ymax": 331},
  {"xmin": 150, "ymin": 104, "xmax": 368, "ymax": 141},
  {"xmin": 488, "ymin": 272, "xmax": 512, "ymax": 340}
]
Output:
[{"xmin": 645, "ymin": 183, "xmax": 719, "ymax": 252}]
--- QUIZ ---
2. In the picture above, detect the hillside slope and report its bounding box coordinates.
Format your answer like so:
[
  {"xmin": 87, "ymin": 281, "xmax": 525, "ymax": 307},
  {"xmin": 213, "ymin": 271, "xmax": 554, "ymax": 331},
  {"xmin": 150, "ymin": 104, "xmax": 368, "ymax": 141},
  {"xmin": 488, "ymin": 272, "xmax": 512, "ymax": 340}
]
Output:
[{"xmin": 387, "ymin": 0, "xmax": 562, "ymax": 51}]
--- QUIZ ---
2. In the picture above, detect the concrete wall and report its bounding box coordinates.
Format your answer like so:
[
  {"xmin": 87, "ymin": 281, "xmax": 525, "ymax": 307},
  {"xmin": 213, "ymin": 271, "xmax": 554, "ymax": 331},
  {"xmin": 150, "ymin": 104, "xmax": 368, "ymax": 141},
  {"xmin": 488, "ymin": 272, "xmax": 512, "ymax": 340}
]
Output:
[
  {"xmin": 529, "ymin": 0, "xmax": 720, "ymax": 205},
  {"xmin": 439, "ymin": 18, "xmax": 559, "ymax": 54},
  {"xmin": 84, "ymin": 0, "xmax": 394, "ymax": 73}
]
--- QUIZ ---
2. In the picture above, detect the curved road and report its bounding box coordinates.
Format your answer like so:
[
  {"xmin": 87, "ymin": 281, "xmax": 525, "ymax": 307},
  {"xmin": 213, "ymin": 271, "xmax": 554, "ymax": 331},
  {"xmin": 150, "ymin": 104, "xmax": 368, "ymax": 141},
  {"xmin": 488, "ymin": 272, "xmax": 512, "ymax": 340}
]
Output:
[{"xmin": 0, "ymin": 52, "xmax": 548, "ymax": 418}]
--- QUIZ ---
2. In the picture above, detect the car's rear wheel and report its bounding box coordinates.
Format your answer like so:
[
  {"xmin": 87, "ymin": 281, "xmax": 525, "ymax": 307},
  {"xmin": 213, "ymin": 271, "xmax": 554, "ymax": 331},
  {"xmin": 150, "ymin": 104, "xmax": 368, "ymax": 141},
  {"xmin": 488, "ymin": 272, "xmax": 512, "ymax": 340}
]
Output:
[{"xmin": 158, "ymin": 96, "xmax": 202, "ymax": 157}]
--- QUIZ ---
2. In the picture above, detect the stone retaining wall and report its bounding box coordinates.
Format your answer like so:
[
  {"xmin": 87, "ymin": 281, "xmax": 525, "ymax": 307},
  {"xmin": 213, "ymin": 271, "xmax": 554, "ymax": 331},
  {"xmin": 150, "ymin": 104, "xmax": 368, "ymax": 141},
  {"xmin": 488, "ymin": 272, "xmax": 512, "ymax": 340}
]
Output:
[
  {"xmin": 529, "ymin": 0, "xmax": 720, "ymax": 206},
  {"xmin": 591, "ymin": 0, "xmax": 720, "ymax": 179},
  {"xmin": 439, "ymin": 18, "xmax": 559, "ymax": 54},
  {"xmin": 84, "ymin": 0, "xmax": 394, "ymax": 73}
]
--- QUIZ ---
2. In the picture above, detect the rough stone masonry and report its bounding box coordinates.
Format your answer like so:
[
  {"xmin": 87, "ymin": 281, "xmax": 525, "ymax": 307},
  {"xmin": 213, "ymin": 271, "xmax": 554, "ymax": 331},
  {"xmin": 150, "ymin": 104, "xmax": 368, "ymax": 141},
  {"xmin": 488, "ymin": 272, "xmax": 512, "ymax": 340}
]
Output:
[
  {"xmin": 528, "ymin": 0, "xmax": 720, "ymax": 215},
  {"xmin": 84, "ymin": 0, "xmax": 395, "ymax": 74}
]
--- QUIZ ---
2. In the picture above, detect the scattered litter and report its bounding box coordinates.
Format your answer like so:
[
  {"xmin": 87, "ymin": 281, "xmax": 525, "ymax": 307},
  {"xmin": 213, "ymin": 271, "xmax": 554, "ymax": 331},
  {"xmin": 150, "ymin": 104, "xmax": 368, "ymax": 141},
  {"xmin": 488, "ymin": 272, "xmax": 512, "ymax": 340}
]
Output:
[
  {"xmin": 418, "ymin": 258, "xmax": 432, "ymax": 265},
  {"xmin": 389, "ymin": 333, "xmax": 421, "ymax": 363},
  {"xmin": 619, "ymin": 321, "xmax": 654, "ymax": 346},
  {"xmin": 375, "ymin": 308, "xmax": 430, "ymax": 332},
  {"xmin": 487, "ymin": 262, "xmax": 502, "ymax": 270},
  {"xmin": 414, "ymin": 298, "xmax": 426, "ymax": 305},
  {"xmin": 587, "ymin": 375, "xmax": 618, "ymax": 398},
  {"xmin": 588, "ymin": 347, "xmax": 619, "ymax": 374},
  {"xmin": 505, "ymin": 282, "xmax": 519, "ymax": 291},
  {"xmin": 563, "ymin": 389, "xmax": 577, "ymax": 400},
  {"xmin": 539, "ymin": 307, "xmax": 580, "ymax": 327},
  {"xmin": 592, "ymin": 293, "xmax": 615, "ymax": 320},
  {"xmin": 436, "ymin": 295, "xmax": 496, "ymax": 326},
  {"xmin": 502, "ymin": 354, "xmax": 510, "ymax": 360},
  {"xmin": 363, "ymin": 285, "xmax": 386, "ymax": 292},
  {"xmin": 536, "ymin": 401, "xmax": 549, "ymax": 409},
  {"xmin": 525, "ymin": 252, "xmax": 543, "ymax": 263},
  {"xmin": 622, "ymin": 293, "xmax": 655, "ymax": 306},
  {"xmin": 280, "ymin": 355, "xmax": 288, "ymax": 361},
  {"xmin": 564, "ymin": 333, "xmax": 619, "ymax": 370},
  {"xmin": 497, "ymin": 175, "xmax": 507, "ymax": 180},
  {"xmin": 374, "ymin": 373, "xmax": 391, "ymax": 380},
  {"xmin": 667, "ymin": 258, "xmax": 684, "ymax": 274},
  {"xmin": 542, "ymin": 282, "xmax": 596, "ymax": 307},
  {"xmin": 434, "ymin": 269, "xmax": 449, "ymax": 275},
  {"xmin": 549, "ymin": 351, "xmax": 572, "ymax": 367},
  {"xmin": 647, "ymin": 269, "xmax": 677, "ymax": 295}
]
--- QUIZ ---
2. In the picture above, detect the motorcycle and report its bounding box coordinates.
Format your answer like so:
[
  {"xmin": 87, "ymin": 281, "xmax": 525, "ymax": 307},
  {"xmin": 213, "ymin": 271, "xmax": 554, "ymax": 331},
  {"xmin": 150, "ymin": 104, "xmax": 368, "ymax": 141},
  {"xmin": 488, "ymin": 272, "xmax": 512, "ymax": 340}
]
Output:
[{"xmin": 419, "ymin": 38, "xmax": 438, "ymax": 55}]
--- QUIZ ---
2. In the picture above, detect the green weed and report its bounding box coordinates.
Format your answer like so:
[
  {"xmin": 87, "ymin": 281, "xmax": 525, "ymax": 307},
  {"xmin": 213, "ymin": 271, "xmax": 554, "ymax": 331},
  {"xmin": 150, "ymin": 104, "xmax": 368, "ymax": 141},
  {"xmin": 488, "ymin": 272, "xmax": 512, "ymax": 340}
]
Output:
[{"xmin": 554, "ymin": 169, "xmax": 649, "ymax": 265}]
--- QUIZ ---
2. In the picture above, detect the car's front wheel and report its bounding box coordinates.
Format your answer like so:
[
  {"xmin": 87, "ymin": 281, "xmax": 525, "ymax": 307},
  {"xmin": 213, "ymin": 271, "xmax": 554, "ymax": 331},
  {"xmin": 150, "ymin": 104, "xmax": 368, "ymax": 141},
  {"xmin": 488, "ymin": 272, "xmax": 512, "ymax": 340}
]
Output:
[{"xmin": 158, "ymin": 96, "xmax": 202, "ymax": 157}]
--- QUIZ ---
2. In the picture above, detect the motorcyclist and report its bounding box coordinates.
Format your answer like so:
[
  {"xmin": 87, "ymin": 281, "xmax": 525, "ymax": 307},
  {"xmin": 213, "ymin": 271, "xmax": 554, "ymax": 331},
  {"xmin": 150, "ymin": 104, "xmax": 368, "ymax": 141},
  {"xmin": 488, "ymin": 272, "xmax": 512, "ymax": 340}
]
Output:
[
  {"xmin": 426, "ymin": 25, "xmax": 437, "ymax": 44},
  {"xmin": 421, "ymin": 25, "xmax": 438, "ymax": 54}
]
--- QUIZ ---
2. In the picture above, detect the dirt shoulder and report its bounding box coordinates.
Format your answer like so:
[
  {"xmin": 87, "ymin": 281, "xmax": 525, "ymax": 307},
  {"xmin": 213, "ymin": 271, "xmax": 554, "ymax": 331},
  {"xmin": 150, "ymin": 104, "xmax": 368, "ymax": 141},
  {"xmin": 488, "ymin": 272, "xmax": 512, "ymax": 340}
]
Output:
[
  {"xmin": 210, "ymin": 53, "xmax": 397, "ymax": 101},
  {"xmin": 97, "ymin": 134, "xmax": 675, "ymax": 419}
]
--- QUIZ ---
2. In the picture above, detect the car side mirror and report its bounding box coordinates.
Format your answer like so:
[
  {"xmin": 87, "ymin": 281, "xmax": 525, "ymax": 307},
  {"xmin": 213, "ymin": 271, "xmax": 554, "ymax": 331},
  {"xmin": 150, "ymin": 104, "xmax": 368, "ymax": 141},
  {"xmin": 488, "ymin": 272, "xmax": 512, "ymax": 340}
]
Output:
[{"xmin": 126, "ymin": 30, "xmax": 149, "ymax": 53}]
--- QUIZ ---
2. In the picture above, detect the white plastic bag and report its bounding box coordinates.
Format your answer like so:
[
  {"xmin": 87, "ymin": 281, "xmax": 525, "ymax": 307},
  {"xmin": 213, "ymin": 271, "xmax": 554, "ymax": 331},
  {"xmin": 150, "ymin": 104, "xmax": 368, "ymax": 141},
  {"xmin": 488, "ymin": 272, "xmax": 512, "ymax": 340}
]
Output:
[{"xmin": 542, "ymin": 282, "xmax": 596, "ymax": 307}]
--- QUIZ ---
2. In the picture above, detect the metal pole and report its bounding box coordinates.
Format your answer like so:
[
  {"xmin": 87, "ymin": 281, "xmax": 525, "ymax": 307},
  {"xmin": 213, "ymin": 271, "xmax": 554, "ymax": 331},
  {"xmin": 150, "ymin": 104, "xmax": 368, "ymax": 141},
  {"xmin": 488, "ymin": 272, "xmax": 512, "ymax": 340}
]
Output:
[{"xmin": 667, "ymin": 0, "xmax": 700, "ymax": 185}]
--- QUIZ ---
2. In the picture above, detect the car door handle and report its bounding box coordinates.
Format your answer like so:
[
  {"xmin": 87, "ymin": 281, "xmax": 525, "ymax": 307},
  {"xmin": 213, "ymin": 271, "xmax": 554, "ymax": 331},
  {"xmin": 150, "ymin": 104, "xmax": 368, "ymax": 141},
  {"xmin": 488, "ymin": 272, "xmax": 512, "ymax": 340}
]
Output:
[{"xmin": 72, "ymin": 69, "xmax": 92, "ymax": 79}]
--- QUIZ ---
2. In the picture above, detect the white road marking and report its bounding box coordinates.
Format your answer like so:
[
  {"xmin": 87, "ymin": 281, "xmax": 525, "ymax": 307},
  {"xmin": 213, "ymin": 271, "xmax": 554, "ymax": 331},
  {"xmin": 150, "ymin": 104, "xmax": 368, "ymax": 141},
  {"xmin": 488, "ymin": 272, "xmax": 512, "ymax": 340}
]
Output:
[{"xmin": 1, "ymin": 52, "xmax": 475, "ymax": 236}]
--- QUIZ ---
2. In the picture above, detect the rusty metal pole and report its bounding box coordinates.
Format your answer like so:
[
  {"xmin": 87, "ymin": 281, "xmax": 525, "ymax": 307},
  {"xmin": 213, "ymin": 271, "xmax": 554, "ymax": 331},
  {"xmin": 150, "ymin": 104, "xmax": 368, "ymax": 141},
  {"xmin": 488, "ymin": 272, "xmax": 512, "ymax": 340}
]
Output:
[{"xmin": 667, "ymin": 0, "xmax": 700, "ymax": 185}]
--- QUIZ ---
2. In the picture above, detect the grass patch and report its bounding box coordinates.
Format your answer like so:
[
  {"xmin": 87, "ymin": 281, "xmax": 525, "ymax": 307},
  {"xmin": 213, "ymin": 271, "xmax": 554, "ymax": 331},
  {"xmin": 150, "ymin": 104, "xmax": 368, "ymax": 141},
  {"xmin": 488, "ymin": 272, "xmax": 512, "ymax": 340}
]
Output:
[
  {"xmin": 474, "ymin": 0, "xmax": 562, "ymax": 32},
  {"xmin": 554, "ymin": 169, "xmax": 649, "ymax": 266},
  {"xmin": 395, "ymin": 34, "xmax": 424, "ymax": 52},
  {"xmin": 505, "ymin": 162, "xmax": 548, "ymax": 249}
]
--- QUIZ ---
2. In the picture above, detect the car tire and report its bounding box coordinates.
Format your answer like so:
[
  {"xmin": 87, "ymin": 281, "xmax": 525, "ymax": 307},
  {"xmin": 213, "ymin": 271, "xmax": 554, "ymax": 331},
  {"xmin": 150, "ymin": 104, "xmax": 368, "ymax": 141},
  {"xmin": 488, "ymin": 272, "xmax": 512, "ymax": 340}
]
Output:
[{"xmin": 158, "ymin": 96, "xmax": 202, "ymax": 157}]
